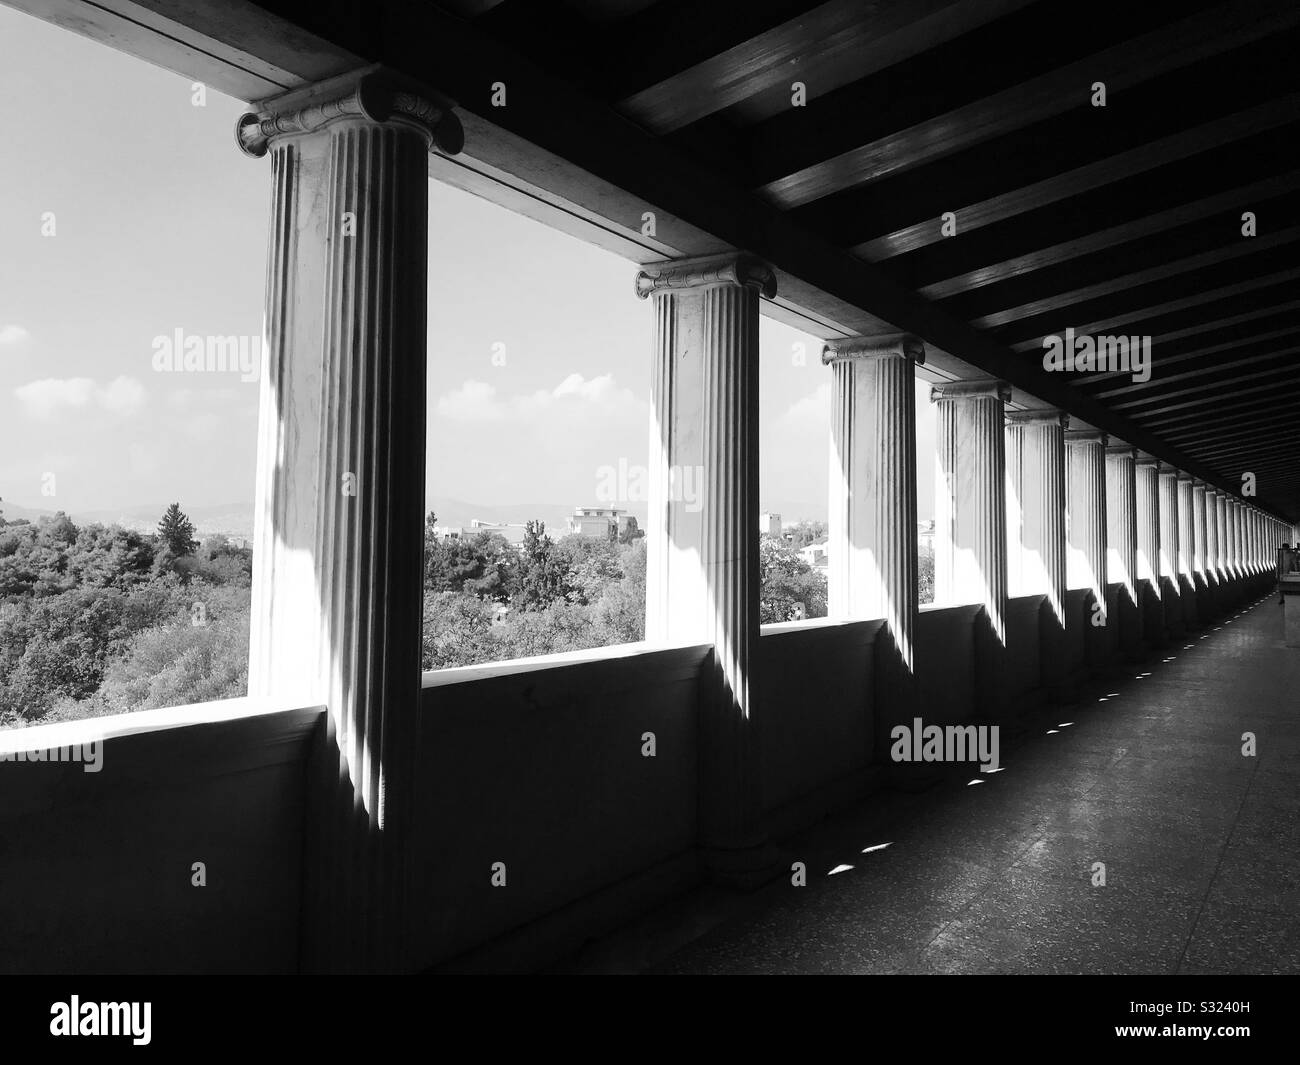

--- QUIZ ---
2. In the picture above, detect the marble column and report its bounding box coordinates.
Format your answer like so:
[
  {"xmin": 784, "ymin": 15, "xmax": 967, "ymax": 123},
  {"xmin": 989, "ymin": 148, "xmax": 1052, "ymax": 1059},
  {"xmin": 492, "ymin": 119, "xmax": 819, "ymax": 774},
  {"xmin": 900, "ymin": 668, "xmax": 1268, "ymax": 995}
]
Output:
[
  {"xmin": 1006, "ymin": 410, "xmax": 1069, "ymax": 694},
  {"xmin": 1066, "ymin": 431, "xmax": 1111, "ymax": 670},
  {"xmin": 1135, "ymin": 457, "xmax": 1165, "ymax": 645},
  {"xmin": 824, "ymin": 334, "xmax": 923, "ymax": 754},
  {"xmin": 1205, "ymin": 487, "xmax": 1222, "ymax": 616},
  {"xmin": 238, "ymin": 66, "xmax": 464, "ymax": 972},
  {"xmin": 1227, "ymin": 498, "xmax": 1242, "ymax": 583},
  {"xmin": 637, "ymin": 251, "xmax": 777, "ymax": 885},
  {"xmin": 1106, "ymin": 445, "xmax": 1143, "ymax": 656},
  {"xmin": 1177, "ymin": 473, "xmax": 1200, "ymax": 628},
  {"xmin": 1192, "ymin": 480, "xmax": 1212, "ymax": 617},
  {"xmin": 1244, "ymin": 507, "xmax": 1254, "ymax": 575},
  {"xmin": 933, "ymin": 380, "xmax": 1010, "ymax": 722},
  {"xmin": 1158, "ymin": 464, "xmax": 1185, "ymax": 638}
]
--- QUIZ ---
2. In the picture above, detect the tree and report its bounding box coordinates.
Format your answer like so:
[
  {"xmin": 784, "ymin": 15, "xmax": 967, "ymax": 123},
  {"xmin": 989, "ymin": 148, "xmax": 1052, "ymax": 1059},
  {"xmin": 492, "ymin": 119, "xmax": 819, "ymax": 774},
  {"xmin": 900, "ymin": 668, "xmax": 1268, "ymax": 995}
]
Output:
[
  {"xmin": 157, "ymin": 503, "xmax": 198, "ymax": 556},
  {"xmin": 618, "ymin": 516, "xmax": 645, "ymax": 544},
  {"xmin": 918, "ymin": 547, "xmax": 935, "ymax": 605},
  {"xmin": 758, "ymin": 538, "xmax": 828, "ymax": 623},
  {"xmin": 515, "ymin": 519, "xmax": 566, "ymax": 610}
]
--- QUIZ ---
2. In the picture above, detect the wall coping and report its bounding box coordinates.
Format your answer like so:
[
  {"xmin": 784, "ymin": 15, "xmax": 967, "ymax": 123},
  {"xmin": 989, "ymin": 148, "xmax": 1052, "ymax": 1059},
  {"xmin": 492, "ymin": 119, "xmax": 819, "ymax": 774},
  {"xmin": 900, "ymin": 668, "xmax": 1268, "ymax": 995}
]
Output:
[
  {"xmin": 0, "ymin": 696, "xmax": 321, "ymax": 754},
  {"xmin": 421, "ymin": 639, "xmax": 711, "ymax": 690},
  {"xmin": 761, "ymin": 615, "xmax": 886, "ymax": 636}
]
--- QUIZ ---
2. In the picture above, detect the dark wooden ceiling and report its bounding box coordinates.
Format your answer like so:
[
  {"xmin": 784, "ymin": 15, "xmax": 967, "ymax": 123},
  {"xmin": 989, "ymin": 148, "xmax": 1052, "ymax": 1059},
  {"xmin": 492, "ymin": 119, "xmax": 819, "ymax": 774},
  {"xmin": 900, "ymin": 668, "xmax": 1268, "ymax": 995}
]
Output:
[{"xmin": 437, "ymin": 0, "xmax": 1300, "ymax": 520}]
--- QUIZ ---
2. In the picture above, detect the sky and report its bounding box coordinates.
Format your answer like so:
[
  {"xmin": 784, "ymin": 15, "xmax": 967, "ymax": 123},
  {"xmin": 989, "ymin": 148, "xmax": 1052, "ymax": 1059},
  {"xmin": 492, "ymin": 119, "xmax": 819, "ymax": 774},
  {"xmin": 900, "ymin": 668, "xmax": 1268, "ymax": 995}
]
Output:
[{"xmin": 0, "ymin": 5, "xmax": 935, "ymax": 524}]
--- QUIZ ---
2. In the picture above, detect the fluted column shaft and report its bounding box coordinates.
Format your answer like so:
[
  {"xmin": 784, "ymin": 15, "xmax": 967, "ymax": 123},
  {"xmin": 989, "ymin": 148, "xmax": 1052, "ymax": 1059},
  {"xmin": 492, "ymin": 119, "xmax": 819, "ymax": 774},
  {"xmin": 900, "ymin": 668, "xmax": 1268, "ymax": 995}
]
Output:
[
  {"xmin": 1135, "ymin": 460, "xmax": 1161, "ymax": 591},
  {"xmin": 1066, "ymin": 431, "xmax": 1111, "ymax": 668},
  {"xmin": 1177, "ymin": 473, "xmax": 1200, "ymax": 627},
  {"xmin": 1239, "ymin": 502, "xmax": 1250, "ymax": 575},
  {"xmin": 933, "ymin": 381, "xmax": 1010, "ymax": 642},
  {"xmin": 825, "ymin": 337, "xmax": 921, "ymax": 650},
  {"xmin": 638, "ymin": 252, "xmax": 774, "ymax": 879},
  {"xmin": 1135, "ymin": 459, "xmax": 1165, "ymax": 644},
  {"xmin": 239, "ymin": 67, "xmax": 463, "ymax": 973},
  {"xmin": 1106, "ymin": 445, "xmax": 1142, "ymax": 654},
  {"xmin": 1192, "ymin": 480, "xmax": 1213, "ymax": 615},
  {"xmin": 1227, "ymin": 501, "xmax": 1237, "ymax": 582},
  {"xmin": 1158, "ymin": 465, "xmax": 1184, "ymax": 637},
  {"xmin": 1005, "ymin": 411, "xmax": 1068, "ymax": 621},
  {"xmin": 1192, "ymin": 482, "xmax": 1208, "ymax": 579},
  {"xmin": 1207, "ymin": 489, "xmax": 1222, "ymax": 585},
  {"xmin": 1066, "ymin": 432, "xmax": 1109, "ymax": 603},
  {"xmin": 825, "ymin": 336, "xmax": 921, "ymax": 755},
  {"xmin": 934, "ymin": 380, "xmax": 1010, "ymax": 723},
  {"xmin": 1006, "ymin": 410, "xmax": 1069, "ymax": 695},
  {"xmin": 1106, "ymin": 447, "xmax": 1138, "ymax": 605}
]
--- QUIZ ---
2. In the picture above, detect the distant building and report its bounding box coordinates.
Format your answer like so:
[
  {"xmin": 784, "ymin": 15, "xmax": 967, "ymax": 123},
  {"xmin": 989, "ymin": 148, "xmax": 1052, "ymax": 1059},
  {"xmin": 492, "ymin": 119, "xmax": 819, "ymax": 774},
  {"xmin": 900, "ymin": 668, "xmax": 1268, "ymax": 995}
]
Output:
[
  {"xmin": 431, "ymin": 524, "xmax": 465, "ymax": 540},
  {"xmin": 799, "ymin": 538, "xmax": 829, "ymax": 569},
  {"xmin": 917, "ymin": 519, "xmax": 936, "ymax": 554},
  {"xmin": 566, "ymin": 506, "xmax": 631, "ymax": 539},
  {"xmin": 468, "ymin": 519, "xmax": 536, "ymax": 548},
  {"xmin": 759, "ymin": 511, "xmax": 782, "ymax": 537}
]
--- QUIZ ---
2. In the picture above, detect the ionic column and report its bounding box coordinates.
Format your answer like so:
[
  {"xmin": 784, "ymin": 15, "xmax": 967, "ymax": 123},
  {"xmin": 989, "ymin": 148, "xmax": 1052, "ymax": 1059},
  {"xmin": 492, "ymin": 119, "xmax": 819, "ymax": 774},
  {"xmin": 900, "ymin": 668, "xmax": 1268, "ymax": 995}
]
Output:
[
  {"xmin": 238, "ymin": 66, "xmax": 464, "ymax": 973},
  {"xmin": 1205, "ymin": 487, "xmax": 1222, "ymax": 615},
  {"xmin": 1135, "ymin": 457, "xmax": 1165, "ymax": 645},
  {"xmin": 637, "ymin": 251, "xmax": 776, "ymax": 884},
  {"xmin": 1244, "ymin": 507, "xmax": 1254, "ymax": 575},
  {"xmin": 1214, "ymin": 490, "xmax": 1229, "ymax": 585},
  {"xmin": 1066, "ymin": 431, "xmax": 1111, "ymax": 669},
  {"xmin": 933, "ymin": 380, "xmax": 1010, "ymax": 721},
  {"xmin": 1238, "ymin": 501, "xmax": 1248, "ymax": 578},
  {"xmin": 1241, "ymin": 504, "xmax": 1253, "ymax": 575},
  {"xmin": 1227, "ymin": 498, "xmax": 1242, "ymax": 583},
  {"xmin": 1177, "ymin": 473, "xmax": 1200, "ymax": 628},
  {"xmin": 1106, "ymin": 444, "xmax": 1143, "ymax": 655},
  {"xmin": 1158, "ymin": 464, "xmax": 1185, "ymax": 638},
  {"xmin": 1006, "ymin": 410, "xmax": 1068, "ymax": 694},
  {"xmin": 1192, "ymin": 480, "xmax": 1212, "ymax": 616},
  {"xmin": 824, "ymin": 334, "xmax": 922, "ymax": 753}
]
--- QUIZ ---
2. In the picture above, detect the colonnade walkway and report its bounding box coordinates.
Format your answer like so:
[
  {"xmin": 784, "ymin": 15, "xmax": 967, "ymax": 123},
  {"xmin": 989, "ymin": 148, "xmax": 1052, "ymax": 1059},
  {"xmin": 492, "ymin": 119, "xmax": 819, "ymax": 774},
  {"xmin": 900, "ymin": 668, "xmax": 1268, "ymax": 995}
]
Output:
[{"xmin": 563, "ymin": 593, "xmax": 1300, "ymax": 975}]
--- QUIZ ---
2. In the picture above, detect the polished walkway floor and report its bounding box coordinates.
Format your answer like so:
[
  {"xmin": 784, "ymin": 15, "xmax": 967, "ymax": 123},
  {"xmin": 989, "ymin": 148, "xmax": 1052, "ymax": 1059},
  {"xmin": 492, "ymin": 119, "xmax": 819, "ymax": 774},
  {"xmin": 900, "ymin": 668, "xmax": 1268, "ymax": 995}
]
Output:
[{"xmin": 564, "ymin": 592, "xmax": 1300, "ymax": 974}]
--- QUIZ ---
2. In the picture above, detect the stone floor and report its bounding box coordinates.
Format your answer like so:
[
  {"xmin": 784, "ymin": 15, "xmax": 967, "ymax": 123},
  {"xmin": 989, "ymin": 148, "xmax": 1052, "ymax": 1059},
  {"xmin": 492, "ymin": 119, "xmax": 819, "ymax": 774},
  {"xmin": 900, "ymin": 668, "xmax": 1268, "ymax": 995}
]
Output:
[{"xmin": 561, "ymin": 591, "xmax": 1300, "ymax": 974}]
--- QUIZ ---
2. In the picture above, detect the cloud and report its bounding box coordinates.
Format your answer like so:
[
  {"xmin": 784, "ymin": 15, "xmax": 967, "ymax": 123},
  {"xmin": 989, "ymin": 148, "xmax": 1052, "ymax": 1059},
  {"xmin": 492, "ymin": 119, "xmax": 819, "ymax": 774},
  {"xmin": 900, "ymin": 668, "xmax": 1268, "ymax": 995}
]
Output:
[
  {"xmin": 0, "ymin": 324, "xmax": 30, "ymax": 345},
  {"xmin": 15, "ymin": 375, "xmax": 146, "ymax": 419},
  {"xmin": 97, "ymin": 376, "xmax": 147, "ymax": 416},
  {"xmin": 435, "ymin": 373, "xmax": 645, "ymax": 424},
  {"xmin": 779, "ymin": 382, "xmax": 832, "ymax": 428}
]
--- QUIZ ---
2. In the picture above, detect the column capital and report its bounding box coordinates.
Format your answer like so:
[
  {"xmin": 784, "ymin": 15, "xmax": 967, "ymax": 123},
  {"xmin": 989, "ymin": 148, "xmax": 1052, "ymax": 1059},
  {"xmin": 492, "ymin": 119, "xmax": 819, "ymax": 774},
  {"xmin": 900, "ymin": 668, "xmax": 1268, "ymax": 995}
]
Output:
[
  {"xmin": 1106, "ymin": 443, "xmax": 1138, "ymax": 459},
  {"xmin": 236, "ymin": 64, "xmax": 464, "ymax": 158},
  {"xmin": 1177, "ymin": 471, "xmax": 1196, "ymax": 483},
  {"xmin": 1136, "ymin": 455, "xmax": 1161, "ymax": 469},
  {"xmin": 1005, "ymin": 408, "xmax": 1069, "ymax": 429},
  {"xmin": 1158, "ymin": 462, "xmax": 1181, "ymax": 477},
  {"xmin": 821, "ymin": 333, "xmax": 925, "ymax": 366},
  {"xmin": 1065, "ymin": 429, "xmax": 1109, "ymax": 447},
  {"xmin": 635, "ymin": 252, "xmax": 777, "ymax": 299},
  {"xmin": 930, "ymin": 379, "xmax": 1011, "ymax": 403}
]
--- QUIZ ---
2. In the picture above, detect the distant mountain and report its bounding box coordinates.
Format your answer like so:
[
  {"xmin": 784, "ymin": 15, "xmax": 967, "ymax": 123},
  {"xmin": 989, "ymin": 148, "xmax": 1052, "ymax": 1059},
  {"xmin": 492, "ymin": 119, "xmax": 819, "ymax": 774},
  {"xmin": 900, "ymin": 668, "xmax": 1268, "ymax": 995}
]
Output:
[
  {"xmin": 760, "ymin": 499, "xmax": 828, "ymax": 524},
  {"xmin": 426, "ymin": 497, "xmax": 645, "ymax": 530},
  {"xmin": 0, "ymin": 500, "xmax": 254, "ymax": 539},
  {"xmin": 0, "ymin": 496, "xmax": 652, "ymax": 539}
]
